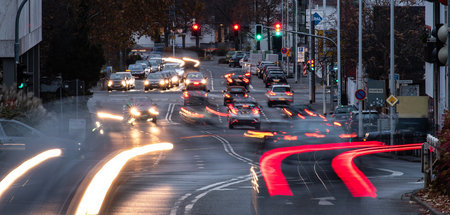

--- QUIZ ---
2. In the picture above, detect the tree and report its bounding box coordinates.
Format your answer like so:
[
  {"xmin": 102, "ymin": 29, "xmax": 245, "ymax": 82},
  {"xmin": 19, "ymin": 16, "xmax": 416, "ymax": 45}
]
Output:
[{"xmin": 175, "ymin": 0, "xmax": 205, "ymax": 48}]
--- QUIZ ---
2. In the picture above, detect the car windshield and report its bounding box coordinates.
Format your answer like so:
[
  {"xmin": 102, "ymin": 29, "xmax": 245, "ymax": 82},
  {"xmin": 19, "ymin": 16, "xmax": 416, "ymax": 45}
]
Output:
[
  {"xmin": 110, "ymin": 73, "xmax": 125, "ymax": 79},
  {"xmin": 164, "ymin": 64, "xmax": 180, "ymax": 69},
  {"xmin": 187, "ymin": 73, "xmax": 203, "ymax": 79},
  {"xmin": 128, "ymin": 64, "xmax": 143, "ymax": 70},
  {"xmin": 272, "ymin": 87, "xmax": 290, "ymax": 92},
  {"xmin": 229, "ymin": 88, "xmax": 245, "ymax": 93},
  {"xmin": 148, "ymin": 73, "xmax": 162, "ymax": 79}
]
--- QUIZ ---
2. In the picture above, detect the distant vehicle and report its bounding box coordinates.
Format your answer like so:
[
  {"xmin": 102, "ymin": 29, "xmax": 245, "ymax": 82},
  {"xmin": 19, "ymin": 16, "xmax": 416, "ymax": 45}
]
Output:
[
  {"xmin": 184, "ymin": 72, "xmax": 207, "ymax": 91},
  {"xmin": 264, "ymin": 70, "xmax": 287, "ymax": 88},
  {"xmin": 123, "ymin": 97, "xmax": 159, "ymax": 124},
  {"xmin": 225, "ymin": 51, "xmax": 236, "ymax": 61},
  {"xmin": 127, "ymin": 64, "xmax": 146, "ymax": 79},
  {"xmin": 239, "ymin": 53, "xmax": 250, "ymax": 67},
  {"xmin": 228, "ymin": 102, "xmax": 261, "ymax": 129},
  {"xmin": 163, "ymin": 63, "xmax": 184, "ymax": 77},
  {"xmin": 223, "ymin": 86, "xmax": 248, "ymax": 106},
  {"xmin": 161, "ymin": 71, "xmax": 180, "ymax": 87},
  {"xmin": 225, "ymin": 74, "xmax": 250, "ymax": 89},
  {"xmin": 183, "ymin": 90, "xmax": 208, "ymax": 106},
  {"xmin": 123, "ymin": 72, "xmax": 135, "ymax": 89},
  {"xmin": 107, "ymin": 72, "xmax": 132, "ymax": 91},
  {"xmin": 149, "ymin": 58, "xmax": 162, "ymax": 72},
  {"xmin": 348, "ymin": 110, "xmax": 380, "ymax": 133},
  {"xmin": 265, "ymin": 85, "xmax": 293, "ymax": 107},
  {"xmin": 144, "ymin": 73, "xmax": 168, "ymax": 90},
  {"xmin": 40, "ymin": 76, "xmax": 62, "ymax": 93},
  {"xmin": 257, "ymin": 62, "xmax": 277, "ymax": 78},
  {"xmin": 281, "ymin": 104, "xmax": 314, "ymax": 119},
  {"xmin": 229, "ymin": 52, "xmax": 245, "ymax": 67},
  {"xmin": 0, "ymin": 119, "xmax": 80, "ymax": 153},
  {"xmin": 160, "ymin": 72, "xmax": 174, "ymax": 88},
  {"xmin": 332, "ymin": 105, "xmax": 358, "ymax": 123},
  {"xmin": 261, "ymin": 66, "xmax": 281, "ymax": 80},
  {"xmin": 135, "ymin": 60, "xmax": 150, "ymax": 67}
]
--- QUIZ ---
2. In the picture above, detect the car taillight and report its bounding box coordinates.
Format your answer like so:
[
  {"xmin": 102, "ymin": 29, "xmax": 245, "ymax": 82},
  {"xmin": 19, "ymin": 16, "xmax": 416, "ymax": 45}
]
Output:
[
  {"xmin": 227, "ymin": 78, "xmax": 233, "ymax": 83},
  {"xmin": 245, "ymin": 72, "xmax": 250, "ymax": 77},
  {"xmin": 334, "ymin": 122, "xmax": 342, "ymax": 127},
  {"xmin": 183, "ymin": 91, "xmax": 189, "ymax": 98},
  {"xmin": 304, "ymin": 109, "xmax": 317, "ymax": 116},
  {"xmin": 297, "ymin": 113, "xmax": 306, "ymax": 119},
  {"xmin": 252, "ymin": 108, "xmax": 260, "ymax": 115},
  {"xmin": 244, "ymin": 94, "xmax": 249, "ymax": 98},
  {"xmin": 243, "ymin": 78, "xmax": 249, "ymax": 83},
  {"xmin": 268, "ymin": 91, "xmax": 276, "ymax": 96},
  {"xmin": 225, "ymin": 94, "xmax": 231, "ymax": 98},
  {"xmin": 283, "ymin": 108, "xmax": 293, "ymax": 116},
  {"xmin": 339, "ymin": 133, "xmax": 357, "ymax": 138},
  {"xmin": 285, "ymin": 91, "xmax": 293, "ymax": 96}
]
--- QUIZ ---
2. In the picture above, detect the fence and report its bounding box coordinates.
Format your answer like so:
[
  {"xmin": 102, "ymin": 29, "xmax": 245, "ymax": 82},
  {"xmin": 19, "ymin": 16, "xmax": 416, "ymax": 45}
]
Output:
[{"xmin": 421, "ymin": 134, "xmax": 440, "ymax": 188}]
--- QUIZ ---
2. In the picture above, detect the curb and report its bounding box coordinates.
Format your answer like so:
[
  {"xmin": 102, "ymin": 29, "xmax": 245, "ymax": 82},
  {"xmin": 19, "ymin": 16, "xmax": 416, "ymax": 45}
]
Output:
[{"xmin": 410, "ymin": 190, "xmax": 444, "ymax": 215}]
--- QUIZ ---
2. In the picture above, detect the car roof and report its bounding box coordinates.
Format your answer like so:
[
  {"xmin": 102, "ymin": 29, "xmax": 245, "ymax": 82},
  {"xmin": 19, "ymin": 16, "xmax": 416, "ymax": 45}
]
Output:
[
  {"xmin": 272, "ymin": 84, "xmax": 290, "ymax": 88},
  {"xmin": 227, "ymin": 85, "xmax": 246, "ymax": 89},
  {"xmin": 116, "ymin": 72, "xmax": 130, "ymax": 74}
]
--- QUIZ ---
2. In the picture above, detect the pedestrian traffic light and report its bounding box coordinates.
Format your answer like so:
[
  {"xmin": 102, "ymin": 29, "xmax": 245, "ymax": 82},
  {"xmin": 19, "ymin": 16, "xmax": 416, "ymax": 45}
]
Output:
[
  {"xmin": 255, "ymin": 24, "xmax": 262, "ymax": 41},
  {"xmin": 274, "ymin": 23, "xmax": 281, "ymax": 36},
  {"xmin": 16, "ymin": 63, "xmax": 27, "ymax": 89},
  {"xmin": 432, "ymin": 24, "xmax": 448, "ymax": 66},
  {"xmin": 233, "ymin": 24, "xmax": 240, "ymax": 31}
]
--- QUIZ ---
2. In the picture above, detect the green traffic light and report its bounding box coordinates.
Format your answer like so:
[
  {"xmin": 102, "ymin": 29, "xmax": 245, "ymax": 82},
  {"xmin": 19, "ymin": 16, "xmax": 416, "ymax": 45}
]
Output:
[
  {"xmin": 275, "ymin": 31, "xmax": 281, "ymax": 36},
  {"xmin": 18, "ymin": 83, "xmax": 24, "ymax": 89},
  {"xmin": 256, "ymin": 34, "xmax": 262, "ymax": 40}
]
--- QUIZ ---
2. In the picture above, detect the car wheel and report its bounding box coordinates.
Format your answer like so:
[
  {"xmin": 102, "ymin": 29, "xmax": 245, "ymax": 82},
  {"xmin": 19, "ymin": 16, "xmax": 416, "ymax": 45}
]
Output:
[
  {"xmin": 229, "ymin": 64, "xmax": 232, "ymax": 67},
  {"xmin": 268, "ymin": 102, "xmax": 272, "ymax": 107},
  {"xmin": 228, "ymin": 123, "xmax": 234, "ymax": 129}
]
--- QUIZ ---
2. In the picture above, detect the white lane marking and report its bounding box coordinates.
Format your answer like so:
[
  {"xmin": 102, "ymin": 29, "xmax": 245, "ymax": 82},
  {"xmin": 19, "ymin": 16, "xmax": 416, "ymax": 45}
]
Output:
[
  {"xmin": 312, "ymin": 197, "xmax": 336, "ymax": 206},
  {"xmin": 211, "ymin": 135, "xmax": 256, "ymax": 166},
  {"xmin": 373, "ymin": 168, "xmax": 404, "ymax": 177},
  {"xmin": 165, "ymin": 103, "xmax": 173, "ymax": 122},
  {"xmin": 249, "ymin": 84, "xmax": 254, "ymax": 90},
  {"xmin": 168, "ymin": 103, "xmax": 175, "ymax": 123},
  {"xmin": 208, "ymin": 70, "xmax": 215, "ymax": 91},
  {"xmin": 169, "ymin": 193, "xmax": 193, "ymax": 215}
]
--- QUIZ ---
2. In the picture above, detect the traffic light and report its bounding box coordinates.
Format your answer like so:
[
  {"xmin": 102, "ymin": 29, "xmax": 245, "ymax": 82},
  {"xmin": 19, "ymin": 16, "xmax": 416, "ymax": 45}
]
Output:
[
  {"xmin": 432, "ymin": 24, "xmax": 448, "ymax": 66},
  {"xmin": 16, "ymin": 63, "xmax": 27, "ymax": 89},
  {"xmin": 192, "ymin": 24, "xmax": 200, "ymax": 36},
  {"xmin": 310, "ymin": 59, "xmax": 315, "ymax": 72},
  {"xmin": 233, "ymin": 24, "xmax": 240, "ymax": 31},
  {"xmin": 274, "ymin": 23, "xmax": 281, "ymax": 36},
  {"xmin": 255, "ymin": 24, "xmax": 262, "ymax": 41}
]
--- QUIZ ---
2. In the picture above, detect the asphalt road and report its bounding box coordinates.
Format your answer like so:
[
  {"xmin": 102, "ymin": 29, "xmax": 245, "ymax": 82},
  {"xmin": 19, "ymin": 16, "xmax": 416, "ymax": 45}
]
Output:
[{"xmin": 0, "ymin": 60, "xmax": 424, "ymax": 215}]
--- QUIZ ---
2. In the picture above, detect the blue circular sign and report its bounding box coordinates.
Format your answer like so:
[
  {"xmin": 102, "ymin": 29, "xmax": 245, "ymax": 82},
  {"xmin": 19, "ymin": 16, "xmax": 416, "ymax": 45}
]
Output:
[
  {"xmin": 281, "ymin": 47, "xmax": 287, "ymax": 54},
  {"xmin": 355, "ymin": 89, "xmax": 367, "ymax": 101}
]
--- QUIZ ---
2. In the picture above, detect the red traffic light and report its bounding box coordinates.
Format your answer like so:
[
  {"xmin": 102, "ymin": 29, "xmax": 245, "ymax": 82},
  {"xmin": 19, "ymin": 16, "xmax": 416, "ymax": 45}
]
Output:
[
  {"xmin": 233, "ymin": 24, "xmax": 240, "ymax": 31},
  {"xmin": 192, "ymin": 24, "xmax": 199, "ymax": 31},
  {"xmin": 275, "ymin": 23, "xmax": 281, "ymax": 29}
]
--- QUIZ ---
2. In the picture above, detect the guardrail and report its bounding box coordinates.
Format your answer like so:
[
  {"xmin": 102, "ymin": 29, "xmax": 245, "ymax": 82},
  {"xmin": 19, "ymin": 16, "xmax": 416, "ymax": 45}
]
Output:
[{"xmin": 421, "ymin": 134, "xmax": 440, "ymax": 188}]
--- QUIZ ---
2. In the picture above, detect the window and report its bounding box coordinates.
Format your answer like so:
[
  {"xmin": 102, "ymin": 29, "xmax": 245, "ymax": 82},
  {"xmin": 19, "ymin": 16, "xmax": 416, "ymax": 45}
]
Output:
[{"xmin": 1, "ymin": 121, "xmax": 37, "ymax": 137}]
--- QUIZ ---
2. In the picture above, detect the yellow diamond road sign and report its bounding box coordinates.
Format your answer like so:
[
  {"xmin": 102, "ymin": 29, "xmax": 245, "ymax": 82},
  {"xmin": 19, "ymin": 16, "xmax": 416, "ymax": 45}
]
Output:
[{"xmin": 386, "ymin": 95, "xmax": 398, "ymax": 106}]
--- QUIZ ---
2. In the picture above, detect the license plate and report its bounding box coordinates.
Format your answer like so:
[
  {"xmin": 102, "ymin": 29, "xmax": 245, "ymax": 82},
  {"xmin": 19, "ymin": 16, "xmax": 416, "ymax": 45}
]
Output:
[
  {"xmin": 279, "ymin": 98, "xmax": 286, "ymax": 100},
  {"xmin": 273, "ymin": 79, "xmax": 280, "ymax": 82}
]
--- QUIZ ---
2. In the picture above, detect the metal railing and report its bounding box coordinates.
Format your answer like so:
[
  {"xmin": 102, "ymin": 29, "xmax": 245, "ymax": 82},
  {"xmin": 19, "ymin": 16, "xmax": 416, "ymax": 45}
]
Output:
[{"xmin": 422, "ymin": 134, "xmax": 440, "ymax": 188}]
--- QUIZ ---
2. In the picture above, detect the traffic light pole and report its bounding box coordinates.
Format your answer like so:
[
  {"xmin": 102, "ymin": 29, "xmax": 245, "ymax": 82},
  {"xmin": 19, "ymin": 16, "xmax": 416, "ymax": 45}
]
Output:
[{"xmin": 14, "ymin": 0, "xmax": 30, "ymax": 85}]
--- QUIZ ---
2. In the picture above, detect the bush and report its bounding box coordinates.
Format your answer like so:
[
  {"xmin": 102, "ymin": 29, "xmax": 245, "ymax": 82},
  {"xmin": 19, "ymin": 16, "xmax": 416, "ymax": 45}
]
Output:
[
  {"xmin": 0, "ymin": 84, "xmax": 49, "ymax": 126},
  {"xmin": 432, "ymin": 110, "xmax": 450, "ymax": 196}
]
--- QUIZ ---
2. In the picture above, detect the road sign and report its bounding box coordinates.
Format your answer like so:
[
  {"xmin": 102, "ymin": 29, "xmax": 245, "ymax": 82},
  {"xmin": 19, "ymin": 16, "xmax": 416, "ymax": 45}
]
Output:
[
  {"xmin": 286, "ymin": 49, "xmax": 291, "ymax": 57},
  {"xmin": 386, "ymin": 95, "xmax": 399, "ymax": 106},
  {"xmin": 355, "ymin": 89, "xmax": 367, "ymax": 101},
  {"xmin": 313, "ymin": 13, "xmax": 323, "ymax": 25},
  {"xmin": 281, "ymin": 47, "xmax": 288, "ymax": 54}
]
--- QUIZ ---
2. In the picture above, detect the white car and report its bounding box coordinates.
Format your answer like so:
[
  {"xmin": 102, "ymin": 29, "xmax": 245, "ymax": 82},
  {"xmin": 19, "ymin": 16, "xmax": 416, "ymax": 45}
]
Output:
[
  {"xmin": 228, "ymin": 103, "xmax": 261, "ymax": 129},
  {"xmin": 265, "ymin": 84, "xmax": 294, "ymax": 107}
]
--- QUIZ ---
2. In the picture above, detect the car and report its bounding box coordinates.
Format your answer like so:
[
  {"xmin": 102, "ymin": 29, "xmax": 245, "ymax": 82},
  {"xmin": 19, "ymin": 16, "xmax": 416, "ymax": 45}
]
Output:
[
  {"xmin": 159, "ymin": 72, "xmax": 174, "ymax": 88},
  {"xmin": 261, "ymin": 66, "xmax": 282, "ymax": 81},
  {"xmin": 225, "ymin": 51, "xmax": 236, "ymax": 61},
  {"xmin": 149, "ymin": 58, "xmax": 162, "ymax": 72},
  {"xmin": 229, "ymin": 52, "xmax": 244, "ymax": 67},
  {"xmin": 161, "ymin": 71, "xmax": 179, "ymax": 88},
  {"xmin": 223, "ymin": 86, "xmax": 248, "ymax": 106},
  {"xmin": 266, "ymin": 85, "xmax": 294, "ymax": 107},
  {"xmin": 264, "ymin": 71, "xmax": 287, "ymax": 88},
  {"xmin": 239, "ymin": 53, "xmax": 250, "ymax": 67},
  {"xmin": 348, "ymin": 110, "xmax": 380, "ymax": 133},
  {"xmin": 183, "ymin": 90, "xmax": 208, "ymax": 106},
  {"xmin": 107, "ymin": 72, "xmax": 132, "ymax": 91},
  {"xmin": 184, "ymin": 72, "xmax": 207, "ymax": 91},
  {"xmin": 123, "ymin": 97, "xmax": 159, "ymax": 124},
  {"xmin": 144, "ymin": 73, "xmax": 169, "ymax": 90},
  {"xmin": 332, "ymin": 105, "xmax": 358, "ymax": 123},
  {"xmin": 163, "ymin": 62, "xmax": 185, "ymax": 77},
  {"xmin": 227, "ymin": 103, "xmax": 261, "ymax": 129},
  {"xmin": 0, "ymin": 119, "xmax": 81, "ymax": 153},
  {"xmin": 258, "ymin": 63, "xmax": 277, "ymax": 78},
  {"xmin": 127, "ymin": 64, "xmax": 147, "ymax": 79},
  {"xmin": 124, "ymin": 72, "xmax": 135, "ymax": 89},
  {"xmin": 168, "ymin": 70, "xmax": 181, "ymax": 86},
  {"xmin": 225, "ymin": 74, "xmax": 250, "ymax": 89},
  {"xmin": 281, "ymin": 104, "xmax": 314, "ymax": 119}
]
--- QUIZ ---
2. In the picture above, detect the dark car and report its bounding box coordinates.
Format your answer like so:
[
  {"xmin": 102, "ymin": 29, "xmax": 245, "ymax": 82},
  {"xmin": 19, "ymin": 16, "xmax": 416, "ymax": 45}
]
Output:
[
  {"xmin": 183, "ymin": 90, "xmax": 208, "ymax": 106},
  {"xmin": 127, "ymin": 64, "xmax": 146, "ymax": 79},
  {"xmin": 257, "ymin": 62, "xmax": 277, "ymax": 78},
  {"xmin": 226, "ymin": 74, "xmax": 250, "ymax": 89},
  {"xmin": 123, "ymin": 97, "xmax": 159, "ymax": 124},
  {"xmin": 332, "ymin": 105, "xmax": 358, "ymax": 123},
  {"xmin": 107, "ymin": 72, "xmax": 131, "ymax": 91},
  {"xmin": 348, "ymin": 110, "xmax": 380, "ymax": 133},
  {"xmin": 144, "ymin": 73, "xmax": 168, "ymax": 90},
  {"xmin": 228, "ymin": 52, "xmax": 244, "ymax": 67},
  {"xmin": 223, "ymin": 86, "xmax": 248, "ymax": 106},
  {"xmin": 264, "ymin": 71, "xmax": 287, "ymax": 88},
  {"xmin": 185, "ymin": 72, "xmax": 207, "ymax": 91}
]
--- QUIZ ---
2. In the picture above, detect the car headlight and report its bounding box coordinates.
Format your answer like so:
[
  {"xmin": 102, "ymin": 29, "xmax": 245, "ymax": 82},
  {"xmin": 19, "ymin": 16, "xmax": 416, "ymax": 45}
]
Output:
[
  {"xmin": 130, "ymin": 107, "xmax": 141, "ymax": 116},
  {"xmin": 185, "ymin": 79, "xmax": 191, "ymax": 84},
  {"xmin": 159, "ymin": 80, "xmax": 165, "ymax": 85},
  {"xmin": 121, "ymin": 80, "xmax": 126, "ymax": 86},
  {"xmin": 108, "ymin": 80, "xmax": 113, "ymax": 87},
  {"xmin": 172, "ymin": 76, "xmax": 178, "ymax": 82},
  {"xmin": 144, "ymin": 80, "xmax": 150, "ymax": 85},
  {"xmin": 165, "ymin": 80, "xmax": 169, "ymax": 83},
  {"xmin": 148, "ymin": 107, "xmax": 159, "ymax": 115},
  {"xmin": 201, "ymin": 79, "xmax": 207, "ymax": 84}
]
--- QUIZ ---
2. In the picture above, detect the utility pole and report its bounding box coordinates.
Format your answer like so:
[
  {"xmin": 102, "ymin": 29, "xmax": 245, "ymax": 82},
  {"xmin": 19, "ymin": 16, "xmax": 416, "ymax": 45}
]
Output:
[
  {"xmin": 294, "ymin": 0, "xmax": 299, "ymax": 83},
  {"xmin": 337, "ymin": 0, "xmax": 342, "ymax": 106},
  {"xmin": 358, "ymin": 0, "xmax": 363, "ymax": 137},
  {"xmin": 389, "ymin": 0, "xmax": 395, "ymax": 145},
  {"xmin": 322, "ymin": 0, "xmax": 327, "ymax": 114},
  {"xmin": 433, "ymin": 2, "xmax": 440, "ymax": 134},
  {"xmin": 309, "ymin": 0, "xmax": 316, "ymax": 103}
]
